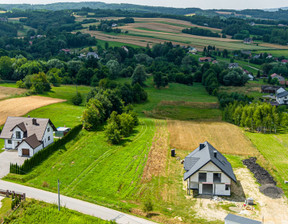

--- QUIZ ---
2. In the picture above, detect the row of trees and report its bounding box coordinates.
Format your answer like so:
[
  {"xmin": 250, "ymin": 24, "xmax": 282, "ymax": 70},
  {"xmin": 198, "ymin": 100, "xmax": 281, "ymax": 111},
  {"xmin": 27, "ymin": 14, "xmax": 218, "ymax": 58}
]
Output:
[
  {"xmin": 182, "ymin": 27, "xmax": 220, "ymax": 38},
  {"xmin": 223, "ymin": 102, "xmax": 287, "ymax": 133}
]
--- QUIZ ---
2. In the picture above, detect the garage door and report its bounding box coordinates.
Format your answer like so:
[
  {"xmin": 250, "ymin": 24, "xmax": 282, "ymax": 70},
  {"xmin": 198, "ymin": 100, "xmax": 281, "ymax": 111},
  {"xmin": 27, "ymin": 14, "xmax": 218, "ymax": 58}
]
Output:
[
  {"xmin": 22, "ymin": 149, "xmax": 30, "ymax": 157},
  {"xmin": 202, "ymin": 184, "xmax": 213, "ymax": 195}
]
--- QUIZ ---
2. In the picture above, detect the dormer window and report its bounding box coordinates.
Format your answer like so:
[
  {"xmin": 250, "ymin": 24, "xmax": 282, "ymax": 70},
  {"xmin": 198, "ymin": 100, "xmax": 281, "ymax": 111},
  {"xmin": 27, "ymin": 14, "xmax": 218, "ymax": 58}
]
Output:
[{"xmin": 16, "ymin": 131, "xmax": 21, "ymax": 139}]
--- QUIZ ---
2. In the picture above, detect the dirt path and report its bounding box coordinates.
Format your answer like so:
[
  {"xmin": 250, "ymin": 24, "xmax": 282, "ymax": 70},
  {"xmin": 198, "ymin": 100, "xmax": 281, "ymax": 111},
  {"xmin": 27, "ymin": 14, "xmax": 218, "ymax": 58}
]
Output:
[
  {"xmin": 235, "ymin": 168, "xmax": 288, "ymax": 224},
  {"xmin": 0, "ymin": 96, "xmax": 66, "ymax": 125},
  {"xmin": 187, "ymin": 167, "xmax": 288, "ymax": 223}
]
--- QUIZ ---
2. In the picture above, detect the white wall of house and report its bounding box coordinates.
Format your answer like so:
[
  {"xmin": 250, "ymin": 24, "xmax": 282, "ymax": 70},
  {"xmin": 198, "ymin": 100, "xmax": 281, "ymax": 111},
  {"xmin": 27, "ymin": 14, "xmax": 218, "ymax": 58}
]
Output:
[
  {"xmin": 276, "ymin": 96, "xmax": 288, "ymax": 105},
  {"xmin": 17, "ymin": 141, "xmax": 43, "ymax": 157},
  {"xmin": 225, "ymin": 220, "xmax": 242, "ymax": 224},
  {"xmin": 188, "ymin": 162, "xmax": 232, "ymax": 195},
  {"xmin": 42, "ymin": 123, "xmax": 54, "ymax": 148}
]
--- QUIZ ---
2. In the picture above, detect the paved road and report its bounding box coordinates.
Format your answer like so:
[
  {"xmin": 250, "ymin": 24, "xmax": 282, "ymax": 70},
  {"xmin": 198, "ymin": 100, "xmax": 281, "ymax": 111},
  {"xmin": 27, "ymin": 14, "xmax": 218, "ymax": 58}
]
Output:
[
  {"xmin": 0, "ymin": 180, "xmax": 156, "ymax": 224},
  {"xmin": 0, "ymin": 150, "xmax": 27, "ymax": 178}
]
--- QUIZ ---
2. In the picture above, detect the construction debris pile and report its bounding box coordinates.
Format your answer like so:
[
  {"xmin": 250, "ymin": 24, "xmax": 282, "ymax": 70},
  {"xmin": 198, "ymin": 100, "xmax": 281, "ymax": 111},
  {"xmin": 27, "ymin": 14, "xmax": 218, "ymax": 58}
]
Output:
[{"xmin": 243, "ymin": 157, "xmax": 283, "ymax": 198}]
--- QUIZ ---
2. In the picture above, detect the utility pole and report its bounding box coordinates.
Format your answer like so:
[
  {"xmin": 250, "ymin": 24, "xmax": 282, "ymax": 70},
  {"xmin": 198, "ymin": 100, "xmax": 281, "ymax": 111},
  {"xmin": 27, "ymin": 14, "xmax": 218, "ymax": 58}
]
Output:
[{"xmin": 58, "ymin": 179, "xmax": 60, "ymax": 211}]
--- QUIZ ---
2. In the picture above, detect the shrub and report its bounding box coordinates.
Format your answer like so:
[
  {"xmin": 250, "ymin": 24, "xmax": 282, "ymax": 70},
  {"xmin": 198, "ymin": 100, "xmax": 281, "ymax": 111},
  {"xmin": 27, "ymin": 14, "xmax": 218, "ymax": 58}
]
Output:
[
  {"xmin": 143, "ymin": 199, "xmax": 153, "ymax": 213},
  {"xmin": 71, "ymin": 92, "xmax": 82, "ymax": 106}
]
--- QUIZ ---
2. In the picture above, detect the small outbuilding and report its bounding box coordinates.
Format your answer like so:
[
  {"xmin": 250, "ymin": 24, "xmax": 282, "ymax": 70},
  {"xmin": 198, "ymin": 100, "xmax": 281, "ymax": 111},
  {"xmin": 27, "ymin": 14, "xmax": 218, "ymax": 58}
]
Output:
[
  {"xmin": 224, "ymin": 213, "xmax": 262, "ymax": 224},
  {"xmin": 55, "ymin": 127, "xmax": 71, "ymax": 138}
]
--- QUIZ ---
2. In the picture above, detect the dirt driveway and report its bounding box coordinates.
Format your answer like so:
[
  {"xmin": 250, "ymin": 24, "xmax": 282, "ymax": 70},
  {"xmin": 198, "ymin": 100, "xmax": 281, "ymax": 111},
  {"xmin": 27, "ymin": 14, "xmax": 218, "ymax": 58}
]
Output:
[
  {"xmin": 187, "ymin": 168, "xmax": 288, "ymax": 223},
  {"xmin": 0, "ymin": 150, "xmax": 27, "ymax": 178}
]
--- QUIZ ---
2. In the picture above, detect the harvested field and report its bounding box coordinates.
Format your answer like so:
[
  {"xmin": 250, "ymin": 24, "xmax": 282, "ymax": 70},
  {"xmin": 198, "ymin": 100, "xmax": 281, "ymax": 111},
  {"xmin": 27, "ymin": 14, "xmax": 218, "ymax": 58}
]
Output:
[
  {"xmin": 142, "ymin": 120, "xmax": 168, "ymax": 182},
  {"xmin": 0, "ymin": 96, "xmax": 66, "ymax": 125},
  {"xmin": 167, "ymin": 120, "xmax": 258, "ymax": 156},
  {"xmin": 0, "ymin": 86, "xmax": 27, "ymax": 100},
  {"xmin": 159, "ymin": 101, "xmax": 219, "ymax": 109}
]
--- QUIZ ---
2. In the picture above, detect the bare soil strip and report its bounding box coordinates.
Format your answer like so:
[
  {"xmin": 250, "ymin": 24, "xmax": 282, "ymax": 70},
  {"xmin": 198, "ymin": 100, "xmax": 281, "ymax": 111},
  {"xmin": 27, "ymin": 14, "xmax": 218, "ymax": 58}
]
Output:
[
  {"xmin": 167, "ymin": 120, "xmax": 258, "ymax": 156},
  {"xmin": 0, "ymin": 96, "xmax": 66, "ymax": 125},
  {"xmin": 142, "ymin": 120, "xmax": 168, "ymax": 181}
]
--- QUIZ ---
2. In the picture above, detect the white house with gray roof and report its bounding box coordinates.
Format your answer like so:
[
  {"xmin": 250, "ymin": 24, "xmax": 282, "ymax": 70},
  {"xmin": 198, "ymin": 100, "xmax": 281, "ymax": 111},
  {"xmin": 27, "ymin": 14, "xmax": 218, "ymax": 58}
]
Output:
[
  {"xmin": 276, "ymin": 88, "xmax": 288, "ymax": 105},
  {"xmin": 184, "ymin": 141, "xmax": 236, "ymax": 196},
  {"xmin": 225, "ymin": 213, "xmax": 262, "ymax": 224},
  {"xmin": 0, "ymin": 116, "xmax": 56, "ymax": 157}
]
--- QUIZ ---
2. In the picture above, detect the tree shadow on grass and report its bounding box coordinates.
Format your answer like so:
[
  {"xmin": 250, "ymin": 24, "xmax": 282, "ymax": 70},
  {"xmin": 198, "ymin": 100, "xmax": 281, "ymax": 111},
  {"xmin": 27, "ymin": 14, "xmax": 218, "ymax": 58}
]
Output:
[{"xmin": 146, "ymin": 212, "xmax": 160, "ymax": 218}]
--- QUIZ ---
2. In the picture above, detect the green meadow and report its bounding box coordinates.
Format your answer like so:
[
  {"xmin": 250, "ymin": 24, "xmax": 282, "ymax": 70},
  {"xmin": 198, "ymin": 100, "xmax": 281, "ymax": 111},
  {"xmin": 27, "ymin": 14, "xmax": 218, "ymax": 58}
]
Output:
[
  {"xmin": 245, "ymin": 132, "xmax": 288, "ymax": 196},
  {"xmin": 1, "ymin": 199, "xmax": 114, "ymax": 224}
]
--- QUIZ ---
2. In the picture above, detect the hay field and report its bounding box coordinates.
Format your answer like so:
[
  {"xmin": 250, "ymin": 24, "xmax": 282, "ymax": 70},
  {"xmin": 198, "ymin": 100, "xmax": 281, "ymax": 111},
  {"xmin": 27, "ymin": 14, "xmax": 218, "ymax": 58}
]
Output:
[
  {"xmin": 0, "ymin": 96, "xmax": 66, "ymax": 125},
  {"xmin": 82, "ymin": 17, "xmax": 282, "ymax": 50},
  {"xmin": 168, "ymin": 120, "xmax": 258, "ymax": 156},
  {"xmin": 0, "ymin": 86, "xmax": 27, "ymax": 100}
]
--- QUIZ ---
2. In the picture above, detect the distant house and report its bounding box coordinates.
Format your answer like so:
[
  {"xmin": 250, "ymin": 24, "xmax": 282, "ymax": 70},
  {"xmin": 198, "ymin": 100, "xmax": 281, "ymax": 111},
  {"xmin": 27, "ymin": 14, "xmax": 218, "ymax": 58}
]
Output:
[
  {"xmin": 86, "ymin": 52, "xmax": 99, "ymax": 59},
  {"xmin": 199, "ymin": 57, "xmax": 212, "ymax": 62},
  {"xmin": 188, "ymin": 47, "xmax": 198, "ymax": 54},
  {"xmin": 271, "ymin": 73, "xmax": 285, "ymax": 83},
  {"xmin": 261, "ymin": 85, "xmax": 281, "ymax": 94},
  {"xmin": 183, "ymin": 141, "xmax": 237, "ymax": 196},
  {"xmin": 266, "ymin": 54, "xmax": 273, "ymax": 59},
  {"xmin": 243, "ymin": 38, "xmax": 253, "ymax": 44},
  {"xmin": 228, "ymin": 63, "xmax": 239, "ymax": 69},
  {"xmin": 276, "ymin": 90, "xmax": 288, "ymax": 105},
  {"xmin": 247, "ymin": 74, "xmax": 254, "ymax": 81},
  {"xmin": 0, "ymin": 117, "xmax": 56, "ymax": 157},
  {"xmin": 60, "ymin": 49, "xmax": 71, "ymax": 54},
  {"xmin": 111, "ymin": 23, "xmax": 118, "ymax": 27},
  {"xmin": 281, "ymin": 59, "xmax": 288, "ymax": 64},
  {"xmin": 121, "ymin": 46, "xmax": 129, "ymax": 53},
  {"xmin": 225, "ymin": 214, "xmax": 262, "ymax": 224},
  {"xmin": 212, "ymin": 60, "xmax": 218, "ymax": 64}
]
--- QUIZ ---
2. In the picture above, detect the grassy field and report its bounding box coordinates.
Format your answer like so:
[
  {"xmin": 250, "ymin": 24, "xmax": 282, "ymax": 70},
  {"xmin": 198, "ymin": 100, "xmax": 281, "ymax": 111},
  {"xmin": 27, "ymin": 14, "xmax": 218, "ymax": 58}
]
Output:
[
  {"xmin": 79, "ymin": 17, "xmax": 287, "ymax": 51},
  {"xmin": 219, "ymin": 80, "xmax": 264, "ymax": 100},
  {"xmin": 245, "ymin": 132, "xmax": 288, "ymax": 196},
  {"xmin": 1, "ymin": 199, "xmax": 114, "ymax": 224},
  {"xmin": 41, "ymin": 85, "xmax": 92, "ymax": 105},
  {"xmin": 119, "ymin": 77, "xmax": 222, "ymax": 120},
  {"xmin": 5, "ymin": 118, "xmax": 156, "ymax": 211}
]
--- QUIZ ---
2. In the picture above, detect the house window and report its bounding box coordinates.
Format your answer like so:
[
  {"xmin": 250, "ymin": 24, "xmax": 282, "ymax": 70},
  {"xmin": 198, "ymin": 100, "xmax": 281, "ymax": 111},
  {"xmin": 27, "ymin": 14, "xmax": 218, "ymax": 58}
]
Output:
[
  {"xmin": 47, "ymin": 127, "xmax": 50, "ymax": 132},
  {"xmin": 198, "ymin": 173, "xmax": 207, "ymax": 182},
  {"xmin": 213, "ymin": 173, "xmax": 221, "ymax": 183},
  {"xmin": 8, "ymin": 140, "xmax": 12, "ymax": 144},
  {"xmin": 16, "ymin": 131, "xmax": 21, "ymax": 139},
  {"xmin": 225, "ymin": 184, "xmax": 230, "ymax": 191},
  {"xmin": 48, "ymin": 136, "xmax": 50, "ymax": 141}
]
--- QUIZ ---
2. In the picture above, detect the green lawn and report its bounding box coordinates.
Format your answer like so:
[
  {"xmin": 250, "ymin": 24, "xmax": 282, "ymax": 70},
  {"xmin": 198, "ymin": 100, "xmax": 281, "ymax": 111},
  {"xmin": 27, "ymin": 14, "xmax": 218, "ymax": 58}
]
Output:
[
  {"xmin": 5, "ymin": 118, "xmax": 156, "ymax": 211},
  {"xmin": 126, "ymin": 78, "xmax": 221, "ymax": 120},
  {"xmin": 245, "ymin": 132, "xmax": 288, "ymax": 196},
  {"xmin": 24, "ymin": 103, "xmax": 84, "ymax": 128},
  {"xmin": 2, "ymin": 199, "xmax": 114, "ymax": 224},
  {"xmin": 41, "ymin": 85, "xmax": 92, "ymax": 105}
]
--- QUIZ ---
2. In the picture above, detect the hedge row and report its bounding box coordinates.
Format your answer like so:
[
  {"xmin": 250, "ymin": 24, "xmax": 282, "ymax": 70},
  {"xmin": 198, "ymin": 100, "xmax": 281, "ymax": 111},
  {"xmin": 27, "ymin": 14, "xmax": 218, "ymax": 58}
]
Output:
[{"xmin": 10, "ymin": 124, "xmax": 82, "ymax": 175}]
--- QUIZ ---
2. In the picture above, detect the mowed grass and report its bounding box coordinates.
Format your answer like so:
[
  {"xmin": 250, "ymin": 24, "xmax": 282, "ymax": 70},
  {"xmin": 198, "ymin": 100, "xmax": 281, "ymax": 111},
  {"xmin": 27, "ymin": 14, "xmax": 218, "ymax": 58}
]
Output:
[
  {"xmin": 41, "ymin": 85, "xmax": 92, "ymax": 105},
  {"xmin": 5, "ymin": 118, "xmax": 156, "ymax": 211},
  {"xmin": 128, "ymin": 77, "xmax": 221, "ymax": 120},
  {"xmin": 2, "ymin": 199, "xmax": 114, "ymax": 224},
  {"xmin": 245, "ymin": 132, "xmax": 288, "ymax": 196},
  {"xmin": 24, "ymin": 103, "xmax": 84, "ymax": 128}
]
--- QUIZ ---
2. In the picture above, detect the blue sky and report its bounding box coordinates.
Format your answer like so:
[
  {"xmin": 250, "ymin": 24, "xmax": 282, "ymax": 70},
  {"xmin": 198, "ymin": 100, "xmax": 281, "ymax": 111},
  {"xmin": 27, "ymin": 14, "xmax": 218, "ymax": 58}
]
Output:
[{"xmin": 0, "ymin": 0, "xmax": 287, "ymax": 10}]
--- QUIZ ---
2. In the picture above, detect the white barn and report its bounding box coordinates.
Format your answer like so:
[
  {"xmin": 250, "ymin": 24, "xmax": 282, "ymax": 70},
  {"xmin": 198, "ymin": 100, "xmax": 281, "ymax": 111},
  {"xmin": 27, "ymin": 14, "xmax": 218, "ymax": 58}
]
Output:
[
  {"xmin": 184, "ymin": 141, "xmax": 237, "ymax": 196},
  {"xmin": 276, "ymin": 90, "xmax": 288, "ymax": 105},
  {"xmin": 0, "ymin": 117, "xmax": 56, "ymax": 157}
]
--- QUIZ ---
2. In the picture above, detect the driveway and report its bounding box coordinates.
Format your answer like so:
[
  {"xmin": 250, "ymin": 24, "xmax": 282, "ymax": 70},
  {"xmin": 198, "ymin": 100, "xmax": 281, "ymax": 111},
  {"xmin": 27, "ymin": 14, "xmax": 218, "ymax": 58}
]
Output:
[{"xmin": 0, "ymin": 150, "xmax": 27, "ymax": 178}]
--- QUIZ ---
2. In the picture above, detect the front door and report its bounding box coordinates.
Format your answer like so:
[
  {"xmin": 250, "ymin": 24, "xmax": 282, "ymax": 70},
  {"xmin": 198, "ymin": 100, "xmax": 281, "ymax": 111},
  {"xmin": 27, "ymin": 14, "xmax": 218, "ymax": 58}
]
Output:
[
  {"xmin": 22, "ymin": 148, "xmax": 30, "ymax": 157},
  {"xmin": 202, "ymin": 184, "xmax": 213, "ymax": 195}
]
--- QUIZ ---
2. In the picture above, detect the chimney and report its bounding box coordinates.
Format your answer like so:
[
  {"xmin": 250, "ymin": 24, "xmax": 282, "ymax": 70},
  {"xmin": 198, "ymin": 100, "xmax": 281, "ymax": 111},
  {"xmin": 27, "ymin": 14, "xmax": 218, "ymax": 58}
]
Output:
[
  {"xmin": 213, "ymin": 150, "xmax": 217, "ymax": 158},
  {"xmin": 32, "ymin": 118, "xmax": 37, "ymax": 125},
  {"xmin": 199, "ymin": 143, "xmax": 205, "ymax": 150}
]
